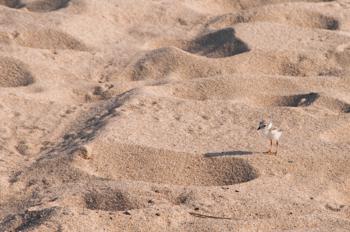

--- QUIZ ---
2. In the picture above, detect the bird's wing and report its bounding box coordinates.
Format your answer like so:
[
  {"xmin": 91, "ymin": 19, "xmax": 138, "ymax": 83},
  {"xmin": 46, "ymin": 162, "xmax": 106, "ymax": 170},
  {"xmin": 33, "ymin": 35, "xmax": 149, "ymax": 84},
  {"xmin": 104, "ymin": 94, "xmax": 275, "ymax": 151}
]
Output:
[{"xmin": 271, "ymin": 126, "xmax": 282, "ymax": 132}]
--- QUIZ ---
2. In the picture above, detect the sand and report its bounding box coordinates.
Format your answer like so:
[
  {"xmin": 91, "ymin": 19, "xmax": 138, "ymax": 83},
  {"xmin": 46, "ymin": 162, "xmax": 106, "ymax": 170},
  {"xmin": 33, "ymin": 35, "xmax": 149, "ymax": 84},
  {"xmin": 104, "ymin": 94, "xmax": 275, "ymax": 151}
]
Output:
[{"xmin": 0, "ymin": 0, "xmax": 349, "ymax": 231}]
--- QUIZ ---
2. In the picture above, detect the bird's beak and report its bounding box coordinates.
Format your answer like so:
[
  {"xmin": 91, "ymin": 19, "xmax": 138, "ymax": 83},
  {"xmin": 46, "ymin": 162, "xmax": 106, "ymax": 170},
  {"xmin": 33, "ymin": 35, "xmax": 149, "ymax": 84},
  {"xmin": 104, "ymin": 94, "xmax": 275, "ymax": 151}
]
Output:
[{"xmin": 257, "ymin": 125, "xmax": 262, "ymax": 130}]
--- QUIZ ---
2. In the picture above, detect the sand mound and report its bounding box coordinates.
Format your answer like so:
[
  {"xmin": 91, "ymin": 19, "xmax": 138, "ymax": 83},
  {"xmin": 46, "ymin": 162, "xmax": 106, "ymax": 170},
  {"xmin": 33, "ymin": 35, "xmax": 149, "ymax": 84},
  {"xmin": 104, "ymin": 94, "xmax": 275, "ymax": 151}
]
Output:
[
  {"xmin": 11, "ymin": 155, "xmax": 89, "ymax": 188},
  {"xmin": 231, "ymin": 50, "xmax": 343, "ymax": 77},
  {"xmin": 207, "ymin": 5, "xmax": 339, "ymax": 31},
  {"xmin": 14, "ymin": 28, "xmax": 88, "ymax": 51},
  {"xmin": 120, "ymin": 47, "xmax": 232, "ymax": 81},
  {"xmin": 0, "ymin": 57, "xmax": 34, "ymax": 87},
  {"xmin": 74, "ymin": 144, "xmax": 258, "ymax": 186},
  {"xmin": 20, "ymin": 0, "xmax": 70, "ymax": 12},
  {"xmin": 143, "ymin": 74, "xmax": 302, "ymax": 102},
  {"xmin": 183, "ymin": 28, "xmax": 249, "ymax": 58},
  {"xmin": 257, "ymin": 92, "xmax": 350, "ymax": 113},
  {"xmin": 84, "ymin": 189, "xmax": 145, "ymax": 212},
  {"xmin": 165, "ymin": 78, "xmax": 239, "ymax": 101},
  {"xmin": 148, "ymin": 77, "xmax": 349, "ymax": 113},
  {"xmin": 333, "ymin": 43, "xmax": 350, "ymax": 75},
  {"xmin": 316, "ymin": 96, "xmax": 350, "ymax": 113},
  {"xmin": 120, "ymin": 47, "xmax": 342, "ymax": 82}
]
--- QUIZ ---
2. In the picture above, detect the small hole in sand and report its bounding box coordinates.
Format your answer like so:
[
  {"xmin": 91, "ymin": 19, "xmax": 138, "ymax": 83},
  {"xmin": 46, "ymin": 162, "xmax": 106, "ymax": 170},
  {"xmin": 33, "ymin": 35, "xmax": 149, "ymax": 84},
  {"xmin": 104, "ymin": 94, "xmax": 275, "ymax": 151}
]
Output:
[
  {"xmin": 21, "ymin": 0, "xmax": 70, "ymax": 12},
  {"xmin": 184, "ymin": 28, "xmax": 249, "ymax": 58},
  {"xmin": 263, "ymin": 92, "xmax": 320, "ymax": 107}
]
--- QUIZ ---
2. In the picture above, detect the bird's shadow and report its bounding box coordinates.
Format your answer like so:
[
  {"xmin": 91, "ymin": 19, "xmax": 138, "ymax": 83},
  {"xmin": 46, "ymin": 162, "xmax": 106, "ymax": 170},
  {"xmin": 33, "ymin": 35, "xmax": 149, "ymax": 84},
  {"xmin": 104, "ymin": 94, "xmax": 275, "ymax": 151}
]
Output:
[{"xmin": 204, "ymin": 150, "xmax": 259, "ymax": 158}]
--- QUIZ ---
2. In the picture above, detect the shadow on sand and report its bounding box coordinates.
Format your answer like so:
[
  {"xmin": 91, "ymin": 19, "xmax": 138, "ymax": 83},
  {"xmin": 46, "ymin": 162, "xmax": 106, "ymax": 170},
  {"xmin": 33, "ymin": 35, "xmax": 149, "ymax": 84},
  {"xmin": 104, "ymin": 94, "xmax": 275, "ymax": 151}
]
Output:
[{"xmin": 204, "ymin": 150, "xmax": 259, "ymax": 158}]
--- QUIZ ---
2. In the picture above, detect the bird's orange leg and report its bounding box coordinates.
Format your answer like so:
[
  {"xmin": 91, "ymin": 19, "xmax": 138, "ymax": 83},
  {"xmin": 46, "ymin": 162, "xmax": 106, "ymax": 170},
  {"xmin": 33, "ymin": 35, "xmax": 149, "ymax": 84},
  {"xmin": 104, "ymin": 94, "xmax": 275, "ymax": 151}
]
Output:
[
  {"xmin": 263, "ymin": 139, "xmax": 272, "ymax": 154},
  {"xmin": 272, "ymin": 141, "xmax": 279, "ymax": 155}
]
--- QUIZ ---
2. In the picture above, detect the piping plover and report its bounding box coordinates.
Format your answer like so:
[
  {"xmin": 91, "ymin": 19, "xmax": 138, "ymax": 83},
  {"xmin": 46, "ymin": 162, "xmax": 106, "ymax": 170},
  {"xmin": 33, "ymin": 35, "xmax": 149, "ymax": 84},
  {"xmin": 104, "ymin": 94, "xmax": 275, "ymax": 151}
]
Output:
[{"xmin": 257, "ymin": 120, "xmax": 282, "ymax": 155}]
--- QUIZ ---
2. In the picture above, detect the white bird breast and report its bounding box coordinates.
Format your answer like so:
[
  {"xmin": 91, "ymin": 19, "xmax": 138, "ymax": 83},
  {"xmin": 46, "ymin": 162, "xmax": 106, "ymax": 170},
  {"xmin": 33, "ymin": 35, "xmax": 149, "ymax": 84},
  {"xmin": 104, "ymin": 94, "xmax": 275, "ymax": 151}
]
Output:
[{"xmin": 262, "ymin": 127, "xmax": 282, "ymax": 141}]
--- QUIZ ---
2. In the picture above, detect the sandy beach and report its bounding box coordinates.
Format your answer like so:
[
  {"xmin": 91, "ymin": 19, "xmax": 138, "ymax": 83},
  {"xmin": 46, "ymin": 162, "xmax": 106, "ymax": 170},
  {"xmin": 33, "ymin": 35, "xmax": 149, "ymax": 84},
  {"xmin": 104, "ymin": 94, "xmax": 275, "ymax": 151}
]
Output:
[{"xmin": 0, "ymin": 0, "xmax": 350, "ymax": 231}]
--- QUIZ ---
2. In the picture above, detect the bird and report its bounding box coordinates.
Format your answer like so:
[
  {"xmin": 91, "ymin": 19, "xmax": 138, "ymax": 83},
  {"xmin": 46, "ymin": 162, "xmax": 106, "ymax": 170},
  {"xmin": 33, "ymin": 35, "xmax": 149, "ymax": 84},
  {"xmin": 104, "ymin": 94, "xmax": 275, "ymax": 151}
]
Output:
[{"xmin": 257, "ymin": 119, "xmax": 282, "ymax": 155}]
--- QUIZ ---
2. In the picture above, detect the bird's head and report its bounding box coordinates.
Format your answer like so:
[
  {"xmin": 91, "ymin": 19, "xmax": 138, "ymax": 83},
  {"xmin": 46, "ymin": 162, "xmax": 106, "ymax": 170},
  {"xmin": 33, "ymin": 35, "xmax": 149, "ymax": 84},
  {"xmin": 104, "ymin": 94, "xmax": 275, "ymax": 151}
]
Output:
[{"xmin": 257, "ymin": 120, "xmax": 267, "ymax": 130}]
